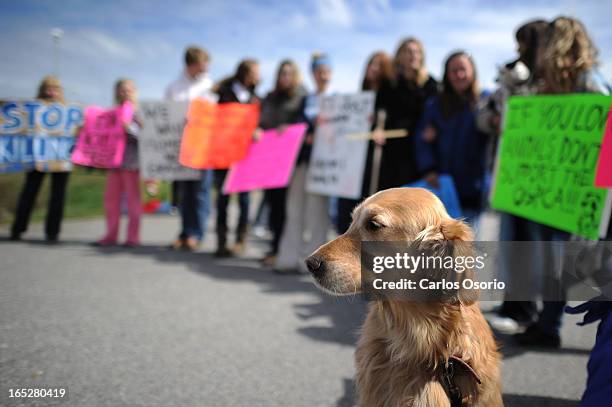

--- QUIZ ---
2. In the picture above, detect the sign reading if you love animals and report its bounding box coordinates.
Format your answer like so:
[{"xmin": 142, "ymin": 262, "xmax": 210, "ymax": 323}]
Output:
[{"xmin": 491, "ymin": 94, "xmax": 612, "ymax": 240}]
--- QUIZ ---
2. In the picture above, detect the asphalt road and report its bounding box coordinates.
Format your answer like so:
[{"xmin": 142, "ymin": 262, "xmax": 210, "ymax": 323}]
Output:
[{"xmin": 0, "ymin": 214, "xmax": 598, "ymax": 407}]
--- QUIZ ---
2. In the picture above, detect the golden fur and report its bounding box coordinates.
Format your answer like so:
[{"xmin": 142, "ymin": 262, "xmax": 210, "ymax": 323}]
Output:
[{"xmin": 306, "ymin": 188, "xmax": 502, "ymax": 407}]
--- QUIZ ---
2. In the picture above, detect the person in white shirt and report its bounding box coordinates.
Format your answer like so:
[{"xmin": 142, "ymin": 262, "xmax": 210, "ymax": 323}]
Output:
[
  {"xmin": 165, "ymin": 46, "xmax": 214, "ymax": 251},
  {"xmin": 274, "ymin": 53, "xmax": 333, "ymax": 273}
]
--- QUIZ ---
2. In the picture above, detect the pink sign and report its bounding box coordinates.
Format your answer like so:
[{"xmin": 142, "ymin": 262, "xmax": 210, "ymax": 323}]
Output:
[
  {"xmin": 223, "ymin": 123, "xmax": 307, "ymax": 193},
  {"xmin": 595, "ymin": 108, "xmax": 612, "ymax": 187},
  {"xmin": 71, "ymin": 102, "xmax": 134, "ymax": 168}
]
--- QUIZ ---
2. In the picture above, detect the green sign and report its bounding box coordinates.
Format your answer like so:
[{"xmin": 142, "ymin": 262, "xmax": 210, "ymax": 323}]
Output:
[{"xmin": 491, "ymin": 94, "xmax": 612, "ymax": 240}]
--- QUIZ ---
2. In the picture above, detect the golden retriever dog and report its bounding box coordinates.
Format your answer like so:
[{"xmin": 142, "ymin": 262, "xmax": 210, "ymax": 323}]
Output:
[{"xmin": 305, "ymin": 188, "xmax": 502, "ymax": 407}]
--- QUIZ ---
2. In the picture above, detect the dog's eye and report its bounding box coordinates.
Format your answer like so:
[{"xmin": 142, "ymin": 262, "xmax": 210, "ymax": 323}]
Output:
[{"xmin": 367, "ymin": 219, "xmax": 384, "ymax": 231}]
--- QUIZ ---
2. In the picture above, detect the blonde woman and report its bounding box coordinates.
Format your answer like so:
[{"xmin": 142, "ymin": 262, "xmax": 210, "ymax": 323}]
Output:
[
  {"xmin": 96, "ymin": 79, "xmax": 143, "ymax": 247},
  {"xmin": 274, "ymin": 53, "xmax": 331, "ymax": 273},
  {"xmin": 375, "ymin": 38, "xmax": 438, "ymax": 191},
  {"xmin": 11, "ymin": 76, "xmax": 68, "ymax": 243},
  {"xmin": 540, "ymin": 16, "xmax": 610, "ymax": 94},
  {"xmin": 515, "ymin": 16, "xmax": 610, "ymax": 349},
  {"xmin": 258, "ymin": 59, "xmax": 308, "ymax": 265}
]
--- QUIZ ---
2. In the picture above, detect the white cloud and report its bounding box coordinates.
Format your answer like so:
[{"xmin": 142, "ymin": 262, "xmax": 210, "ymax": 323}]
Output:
[
  {"xmin": 315, "ymin": 0, "xmax": 353, "ymax": 27},
  {"xmin": 68, "ymin": 30, "xmax": 134, "ymax": 60}
]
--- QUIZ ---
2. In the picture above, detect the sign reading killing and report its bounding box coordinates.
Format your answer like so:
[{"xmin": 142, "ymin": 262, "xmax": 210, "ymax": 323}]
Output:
[{"xmin": 0, "ymin": 100, "xmax": 83, "ymax": 172}]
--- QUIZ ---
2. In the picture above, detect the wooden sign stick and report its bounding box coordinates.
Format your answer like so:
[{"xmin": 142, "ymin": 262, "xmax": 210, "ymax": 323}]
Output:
[
  {"xmin": 369, "ymin": 110, "xmax": 386, "ymax": 197},
  {"xmin": 345, "ymin": 128, "xmax": 408, "ymax": 140}
]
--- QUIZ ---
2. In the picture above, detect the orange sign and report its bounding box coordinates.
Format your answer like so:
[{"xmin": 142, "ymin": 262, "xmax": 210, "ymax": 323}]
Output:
[{"xmin": 179, "ymin": 99, "xmax": 260, "ymax": 169}]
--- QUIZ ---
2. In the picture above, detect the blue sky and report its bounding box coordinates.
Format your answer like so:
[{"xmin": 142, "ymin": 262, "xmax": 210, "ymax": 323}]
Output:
[{"xmin": 1, "ymin": 0, "xmax": 611, "ymax": 106}]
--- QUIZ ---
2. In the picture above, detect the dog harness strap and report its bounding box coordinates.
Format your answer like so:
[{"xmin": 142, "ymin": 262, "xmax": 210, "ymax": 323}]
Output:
[
  {"xmin": 441, "ymin": 358, "xmax": 463, "ymax": 407},
  {"xmin": 439, "ymin": 356, "xmax": 481, "ymax": 407},
  {"xmin": 449, "ymin": 355, "xmax": 482, "ymax": 384}
]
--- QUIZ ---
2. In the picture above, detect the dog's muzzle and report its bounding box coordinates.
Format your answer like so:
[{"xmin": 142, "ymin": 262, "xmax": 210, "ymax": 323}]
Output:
[{"xmin": 305, "ymin": 255, "xmax": 325, "ymax": 279}]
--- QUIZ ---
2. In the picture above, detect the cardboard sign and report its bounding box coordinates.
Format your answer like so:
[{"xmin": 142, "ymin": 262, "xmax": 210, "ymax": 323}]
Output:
[
  {"xmin": 179, "ymin": 99, "xmax": 260, "ymax": 169},
  {"xmin": 305, "ymin": 92, "xmax": 375, "ymax": 199},
  {"xmin": 0, "ymin": 100, "xmax": 83, "ymax": 172},
  {"xmin": 223, "ymin": 123, "xmax": 307, "ymax": 193},
  {"xmin": 491, "ymin": 94, "xmax": 612, "ymax": 239},
  {"xmin": 139, "ymin": 100, "xmax": 200, "ymax": 180},
  {"xmin": 595, "ymin": 108, "xmax": 612, "ymax": 187},
  {"xmin": 71, "ymin": 102, "xmax": 134, "ymax": 169}
]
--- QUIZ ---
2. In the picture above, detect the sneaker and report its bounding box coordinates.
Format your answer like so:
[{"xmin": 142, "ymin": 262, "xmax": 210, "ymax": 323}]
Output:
[
  {"xmin": 231, "ymin": 241, "xmax": 245, "ymax": 255},
  {"xmin": 514, "ymin": 325, "xmax": 561, "ymax": 349},
  {"xmin": 261, "ymin": 254, "xmax": 277, "ymax": 267},
  {"xmin": 183, "ymin": 237, "xmax": 200, "ymax": 252},
  {"xmin": 92, "ymin": 239, "xmax": 116, "ymax": 247},
  {"xmin": 9, "ymin": 232, "xmax": 22, "ymax": 241},
  {"xmin": 123, "ymin": 241, "xmax": 140, "ymax": 248},
  {"xmin": 486, "ymin": 314, "xmax": 522, "ymax": 334},
  {"xmin": 170, "ymin": 238, "xmax": 185, "ymax": 251}
]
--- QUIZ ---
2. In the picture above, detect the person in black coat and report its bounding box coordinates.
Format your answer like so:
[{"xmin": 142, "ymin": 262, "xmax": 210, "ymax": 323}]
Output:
[
  {"xmin": 212, "ymin": 59, "xmax": 260, "ymax": 257},
  {"xmin": 11, "ymin": 76, "xmax": 71, "ymax": 243},
  {"xmin": 375, "ymin": 37, "xmax": 438, "ymax": 190}
]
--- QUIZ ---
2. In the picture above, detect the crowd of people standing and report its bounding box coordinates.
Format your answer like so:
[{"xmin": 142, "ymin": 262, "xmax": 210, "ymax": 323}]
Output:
[{"xmin": 7, "ymin": 16, "xmax": 612, "ymax": 356}]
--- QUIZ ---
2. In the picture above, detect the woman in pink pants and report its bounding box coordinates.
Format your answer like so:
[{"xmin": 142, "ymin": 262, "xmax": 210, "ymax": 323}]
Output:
[{"xmin": 96, "ymin": 79, "xmax": 143, "ymax": 247}]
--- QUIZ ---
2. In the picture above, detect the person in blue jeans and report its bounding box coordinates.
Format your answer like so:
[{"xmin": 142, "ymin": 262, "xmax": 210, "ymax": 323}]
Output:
[
  {"xmin": 178, "ymin": 170, "xmax": 212, "ymax": 248},
  {"xmin": 165, "ymin": 46, "xmax": 216, "ymax": 251}
]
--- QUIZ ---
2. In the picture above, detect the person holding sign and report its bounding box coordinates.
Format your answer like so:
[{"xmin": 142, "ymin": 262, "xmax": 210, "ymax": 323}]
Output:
[
  {"xmin": 336, "ymin": 51, "xmax": 394, "ymax": 234},
  {"xmin": 375, "ymin": 38, "xmax": 438, "ymax": 191},
  {"xmin": 165, "ymin": 46, "xmax": 216, "ymax": 251},
  {"xmin": 257, "ymin": 59, "xmax": 308, "ymax": 266},
  {"xmin": 483, "ymin": 20, "xmax": 551, "ymax": 335},
  {"xmin": 10, "ymin": 76, "xmax": 69, "ymax": 243},
  {"xmin": 212, "ymin": 59, "xmax": 260, "ymax": 257},
  {"xmin": 274, "ymin": 53, "xmax": 332, "ymax": 273},
  {"xmin": 95, "ymin": 79, "xmax": 143, "ymax": 247},
  {"xmin": 513, "ymin": 16, "xmax": 611, "ymax": 349}
]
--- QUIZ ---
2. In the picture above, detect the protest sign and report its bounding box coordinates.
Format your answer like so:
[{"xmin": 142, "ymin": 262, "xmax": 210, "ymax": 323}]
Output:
[
  {"xmin": 71, "ymin": 102, "xmax": 134, "ymax": 169},
  {"xmin": 223, "ymin": 123, "xmax": 307, "ymax": 193},
  {"xmin": 139, "ymin": 100, "xmax": 200, "ymax": 180},
  {"xmin": 0, "ymin": 100, "xmax": 83, "ymax": 172},
  {"xmin": 491, "ymin": 94, "xmax": 612, "ymax": 239},
  {"xmin": 594, "ymin": 108, "xmax": 612, "ymax": 187},
  {"xmin": 179, "ymin": 99, "xmax": 260, "ymax": 169},
  {"xmin": 305, "ymin": 92, "xmax": 375, "ymax": 199}
]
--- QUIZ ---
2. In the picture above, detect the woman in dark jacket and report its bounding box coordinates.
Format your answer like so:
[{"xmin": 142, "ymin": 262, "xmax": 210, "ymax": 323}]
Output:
[
  {"xmin": 257, "ymin": 59, "xmax": 307, "ymax": 265},
  {"xmin": 11, "ymin": 76, "xmax": 70, "ymax": 243},
  {"xmin": 213, "ymin": 59, "xmax": 260, "ymax": 257},
  {"xmin": 415, "ymin": 51, "xmax": 487, "ymax": 222},
  {"xmin": 336, "ymin": 51, "xmax": 394, "ymax": 234},
  {"xmin": 375, "ymin": 37, "xmax": 438, "ymax": 190}
]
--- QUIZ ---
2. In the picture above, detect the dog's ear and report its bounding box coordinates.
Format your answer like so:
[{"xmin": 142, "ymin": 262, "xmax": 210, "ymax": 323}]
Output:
[{"xmin": 415, "ymin": 218, "xmax": 478, "ymax": 305}]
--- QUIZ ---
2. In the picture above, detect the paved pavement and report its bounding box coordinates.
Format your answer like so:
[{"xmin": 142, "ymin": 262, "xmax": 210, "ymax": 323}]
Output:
[{"xmin": 0, "ymin": 214, "xmax": 598, "ymax": 407}]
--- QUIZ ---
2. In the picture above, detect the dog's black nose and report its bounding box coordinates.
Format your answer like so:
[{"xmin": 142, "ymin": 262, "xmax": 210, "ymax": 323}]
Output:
[{"xmin": 305, "ymin": 255, "xmax": 324, "ymax": 277}]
